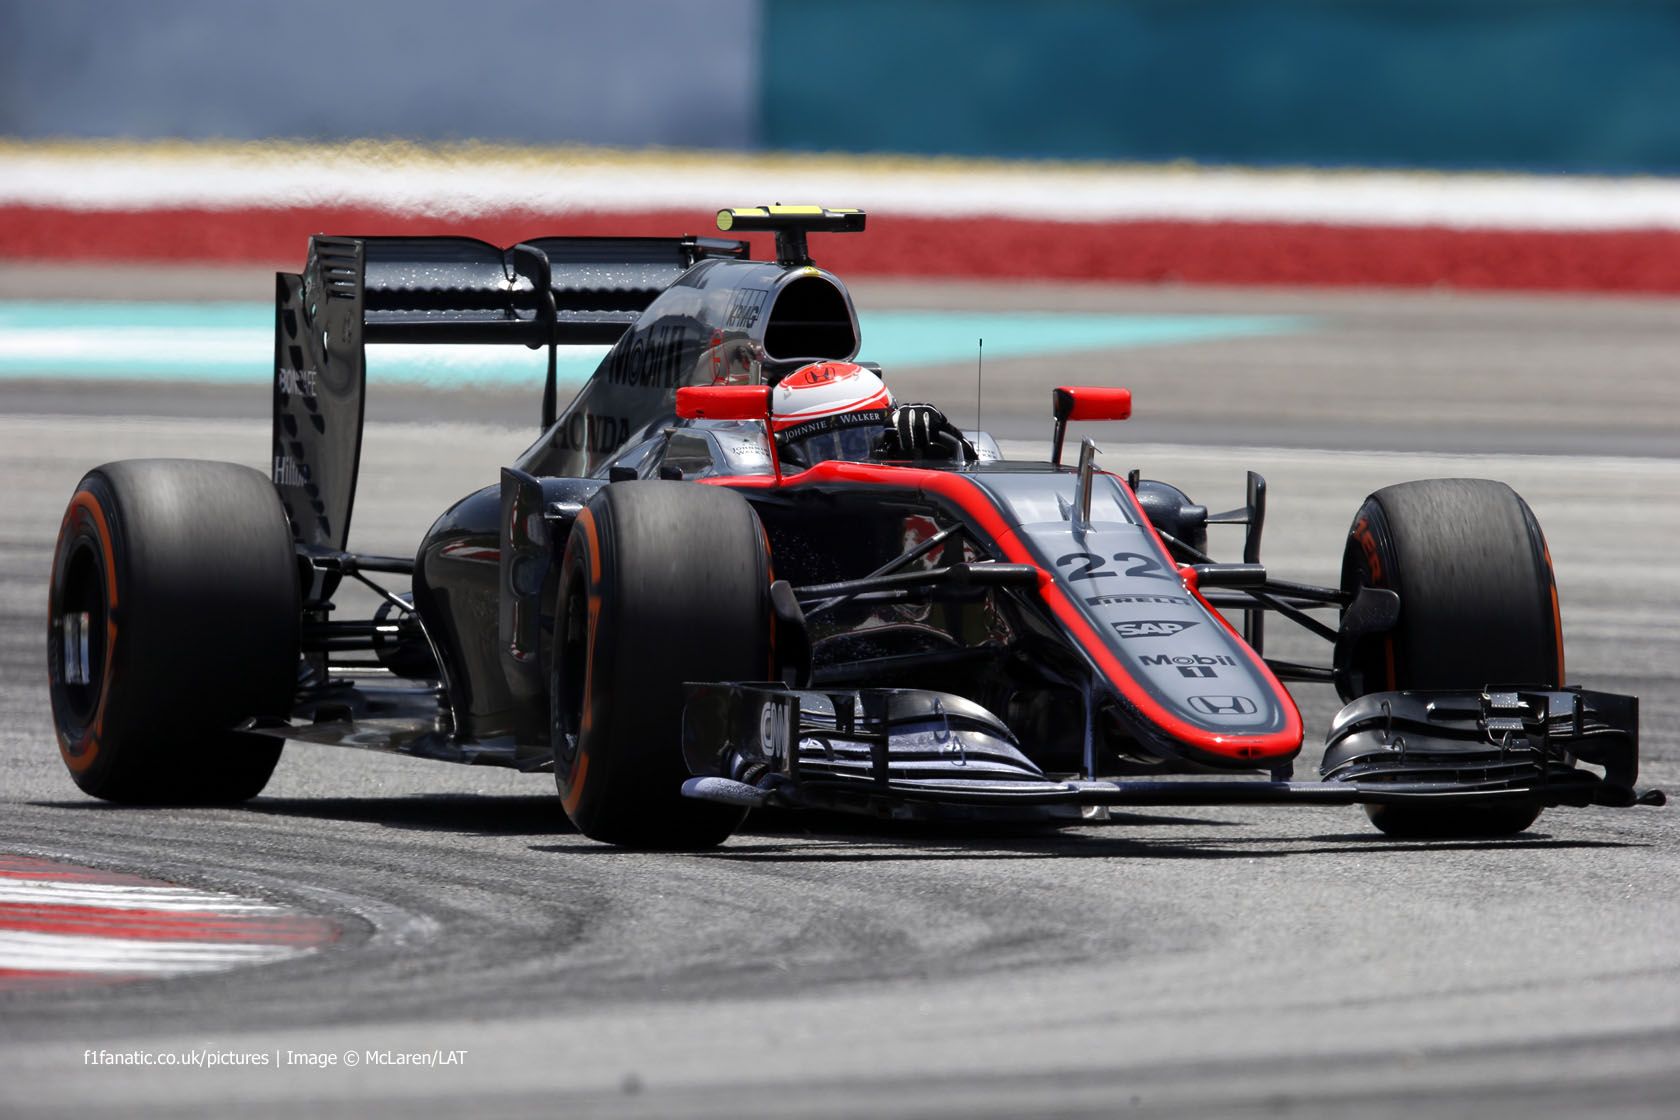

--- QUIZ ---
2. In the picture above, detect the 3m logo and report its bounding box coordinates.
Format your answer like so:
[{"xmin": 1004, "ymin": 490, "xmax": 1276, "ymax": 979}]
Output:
[
  {"xmin": 1113, "ymin": 619, "xmax": 1198, "ymax": 638},
  {"xmin": 1187, "ymin": 695, "xmax": 1258, "ymax": 716}
]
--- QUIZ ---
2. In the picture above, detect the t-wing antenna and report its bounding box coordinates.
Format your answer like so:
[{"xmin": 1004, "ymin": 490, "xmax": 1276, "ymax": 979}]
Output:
[{"xmin": 716, "ymin": 205, "xmax": 867, "ymax": 266}]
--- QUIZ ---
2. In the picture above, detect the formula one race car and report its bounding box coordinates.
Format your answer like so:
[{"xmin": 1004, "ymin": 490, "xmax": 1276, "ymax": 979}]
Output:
[{"xmin": 46, "ymin": 206, "xmax": 1662, "ymax": 847}]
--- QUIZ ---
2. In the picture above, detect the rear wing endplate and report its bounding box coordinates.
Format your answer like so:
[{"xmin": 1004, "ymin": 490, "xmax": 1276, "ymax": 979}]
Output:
[{"xmin": 272, "ymin": 233, "xmax": 746, "ymax": 550}]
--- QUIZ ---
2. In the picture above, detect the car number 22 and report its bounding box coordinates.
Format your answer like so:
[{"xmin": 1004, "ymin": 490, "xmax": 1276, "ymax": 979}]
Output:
[{"xmin": 1055, "ymin": 551, "xmax": 1173, "ymax": 581}]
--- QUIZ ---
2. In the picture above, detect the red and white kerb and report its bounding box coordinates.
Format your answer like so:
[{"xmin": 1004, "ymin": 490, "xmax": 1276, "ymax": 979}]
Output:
[{"xmin": 0, "ymin": 854, "xmax": 337, "ymax": 990}]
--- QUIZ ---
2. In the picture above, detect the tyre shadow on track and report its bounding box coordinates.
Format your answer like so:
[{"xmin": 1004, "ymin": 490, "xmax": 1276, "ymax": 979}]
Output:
[
  {"xmin": 679, "ymin": 835, "xmax": 1638, "ymax": 863},
  {"xmin": 243, "ymin": 794, "xmax": 572, "ymax": 836},
  {"xmin": 541, "ymin": 809, "xmax": 1641, "ymax": 862},
  {"xmin": 30, "ymin": 794, "xmax": 573, "ymax": 837},
  {"xmin": 36, "ymin": 798, "xmax": 1644, "ymax": 858}
]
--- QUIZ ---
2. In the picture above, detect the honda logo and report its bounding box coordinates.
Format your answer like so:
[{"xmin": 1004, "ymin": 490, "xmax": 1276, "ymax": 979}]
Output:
[{"xmin": 1188, "ymin": 695, "xmax": 1258, "ymax": 716}]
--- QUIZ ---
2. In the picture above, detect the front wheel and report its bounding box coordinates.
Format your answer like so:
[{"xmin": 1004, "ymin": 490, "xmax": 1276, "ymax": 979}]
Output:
[
  {"xmin": 552, "ymin": 481, "xmax": 773, "ymax": 848},
  {"xmin": 47, "ymin": 459, "xmax": 300, "ymax": 803},
  {"xmin": 1337, "ymin": 478, "xmax": 1562, "ymax": 838}
]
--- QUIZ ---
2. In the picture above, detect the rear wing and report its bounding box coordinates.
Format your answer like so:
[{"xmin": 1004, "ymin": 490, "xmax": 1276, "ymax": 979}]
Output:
[{"xmin": 273, "ymin": 233, "xmax": 746, "ymax": 551}]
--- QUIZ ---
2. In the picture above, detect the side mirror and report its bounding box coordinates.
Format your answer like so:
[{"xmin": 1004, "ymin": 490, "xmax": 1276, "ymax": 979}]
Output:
[
  {"xmin": 675, "ymin": 384, "xmax": 771, "ymax": 421},
  {"xmin": 1051, "ymin": 385, "xmax": 1132, "ymax": 466},
  {"xmin": 674, "ymin": 384, "xmax": 784, "ymax": 483}
]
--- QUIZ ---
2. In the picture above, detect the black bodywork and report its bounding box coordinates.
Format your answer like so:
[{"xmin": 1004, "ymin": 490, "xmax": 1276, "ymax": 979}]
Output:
[{"xmin": 257, "ymin": 207, "xmax": 1660, "ymax": 827}]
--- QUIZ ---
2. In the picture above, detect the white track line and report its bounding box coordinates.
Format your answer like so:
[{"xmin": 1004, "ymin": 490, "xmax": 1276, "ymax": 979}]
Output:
[
  {"xmin": 0, "ymin": 879, "xmax": 284, "ymax": 913},
  {"xmin": 0, "ymin": 862, "xmax": 331, "ymax": 983},
  {"xmin": 3, "ymin": 143, "xmax": 1680, "ymax": 230},
  {"xmin": 0, "ymin": 930, "xmax": 303, "ymax": 973}
]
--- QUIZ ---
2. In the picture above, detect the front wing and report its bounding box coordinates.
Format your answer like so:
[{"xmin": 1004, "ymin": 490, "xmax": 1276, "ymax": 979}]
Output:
[{"xmin": 679, "ymin": 683, "xmax": 1662, "ymax": 820}]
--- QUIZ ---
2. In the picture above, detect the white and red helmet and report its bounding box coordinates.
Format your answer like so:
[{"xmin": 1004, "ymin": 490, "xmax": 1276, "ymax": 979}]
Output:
[{"xmin": 770, "ymin": 361, "xmax": 892, "ymax": 467}]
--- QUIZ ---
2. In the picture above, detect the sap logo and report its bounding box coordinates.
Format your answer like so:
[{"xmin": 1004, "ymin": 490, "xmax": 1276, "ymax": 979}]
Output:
[
  {"xmin": 1188, "ymin": 695, "xmax": 1258, "ymax": 716},
  {"xmin": 1113, "ymin": 619, "xmax": 1197, "ymax": 639}
]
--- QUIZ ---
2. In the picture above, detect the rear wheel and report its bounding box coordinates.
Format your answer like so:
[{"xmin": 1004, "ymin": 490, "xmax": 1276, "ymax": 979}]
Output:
[
  {"xmin": 1339, "ymin": 478, "xmax": 1561, "ymax": 838},
  {"xmin": 552, "ymin": 481, "xmax": 773, "ymax": 848},
  {"xmin": 47, "ymin": 459, "xmax": 300, "ymax": 803}
]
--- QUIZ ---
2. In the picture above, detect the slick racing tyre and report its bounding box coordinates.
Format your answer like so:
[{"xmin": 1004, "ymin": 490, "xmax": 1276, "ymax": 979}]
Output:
[
  {"xmin": 552, "ymin": 480, "xmax": 773, "ymax": 848},
  {"xmin": 47, "ymin": 459, "xmax": 300, "ymax": 803},
  {"xmin": 1339, "ymin": 478, "xmax": 1562, "ymax": 838}
]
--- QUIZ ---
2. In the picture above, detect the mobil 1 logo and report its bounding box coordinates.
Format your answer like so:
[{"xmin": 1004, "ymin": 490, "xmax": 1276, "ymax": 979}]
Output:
[{"xmin": 1140, "ymin": 652, "xmax": 1235, "ymax": 679}]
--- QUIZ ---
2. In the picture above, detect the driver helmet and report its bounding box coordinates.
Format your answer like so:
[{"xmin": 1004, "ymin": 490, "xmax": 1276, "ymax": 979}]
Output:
[{"xmin": 771, "ymin": 361, "xmax": 892, "ymax": 468}]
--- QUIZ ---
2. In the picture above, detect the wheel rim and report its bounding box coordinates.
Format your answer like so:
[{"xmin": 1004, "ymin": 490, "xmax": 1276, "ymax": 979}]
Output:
[
  {"xmin": 52, "ymin": 535, "xmax": 108, "ymax": 733},
  {"xmin": 553, "ymin": 566, "xmax": 589, "ymax": 765}
]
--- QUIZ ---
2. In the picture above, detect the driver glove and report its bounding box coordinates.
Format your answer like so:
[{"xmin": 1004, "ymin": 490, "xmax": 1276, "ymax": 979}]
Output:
[{"xmin": 890, "ymin": 403, "xmax": 948, "ymax": 457}]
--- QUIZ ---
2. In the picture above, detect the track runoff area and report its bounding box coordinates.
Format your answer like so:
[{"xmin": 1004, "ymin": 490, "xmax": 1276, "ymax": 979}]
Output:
[{"xmin": 0, "ymin": 144, "xmax": 1677, "ymax": 1116}]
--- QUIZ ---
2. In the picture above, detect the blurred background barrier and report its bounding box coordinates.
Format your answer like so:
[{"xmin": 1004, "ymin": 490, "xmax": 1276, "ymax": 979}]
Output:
[
  {"xmin": 0, "ymin": 0, "xmax": 761, "ymax": 149},
  {"xmin": 3, "ymin": 0, "xmax": 1679, "ymax": 289},
  {"xmin": 4, "ymin": 0, "xmax": 1677, "ymax": 174},
  {"xmin": 762, "ymin": 0, "xmax": 1680, "ymax": 174}
]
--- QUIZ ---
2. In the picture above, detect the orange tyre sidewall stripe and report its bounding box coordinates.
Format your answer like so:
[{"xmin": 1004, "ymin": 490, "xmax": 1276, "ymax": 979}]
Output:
[
  {"xmin": 55, "ymin": 490, "xmax": 119, "ymax": 774},
  {"xmin": 1351, "ymin": 514, "xmax": 1397, "ymax": 690},
  {"xmin": 1543, "ymin": 538, "xmax": 1565, "ymax": 684},
  {"xmin": 560, "ymin": 509, "xmax": 601, "ymax": 817},
  {"xmin": 561, "ymin": 753, "xmax": 590, "ymax": 817}
]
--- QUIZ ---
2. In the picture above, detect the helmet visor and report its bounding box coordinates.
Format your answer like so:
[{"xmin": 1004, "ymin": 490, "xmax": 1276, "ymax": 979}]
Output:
[{"xmin": 781, "ymin": 422, "xmax": 882, "ymax": 468}]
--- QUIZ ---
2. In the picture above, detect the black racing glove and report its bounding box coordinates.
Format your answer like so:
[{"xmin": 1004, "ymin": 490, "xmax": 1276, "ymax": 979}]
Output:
[
  {"xmin": 888, "ymin": 403, "xmax": 976, "ymax": 461},
  {"xmin": 891, "ymin": 403, "xmax": 945, "ymax": 456}
]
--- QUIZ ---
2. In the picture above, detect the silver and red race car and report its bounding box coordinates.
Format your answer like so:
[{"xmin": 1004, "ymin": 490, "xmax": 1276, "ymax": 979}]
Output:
[{"xmin": 47, "ymin": 206, "xmax": 1661, "ymax": 847}]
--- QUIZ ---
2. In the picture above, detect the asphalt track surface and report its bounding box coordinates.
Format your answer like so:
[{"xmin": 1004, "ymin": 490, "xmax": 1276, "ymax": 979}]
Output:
[{"xmin": 1, "ymin": 272, "xmax": 1677, "ymax": 1118}]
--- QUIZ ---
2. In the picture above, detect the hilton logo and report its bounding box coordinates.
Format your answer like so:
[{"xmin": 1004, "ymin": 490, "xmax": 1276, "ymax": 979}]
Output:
[{"xmin": 1187, "ymin": 695, "xmax": 1258, "ymax": 716}]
